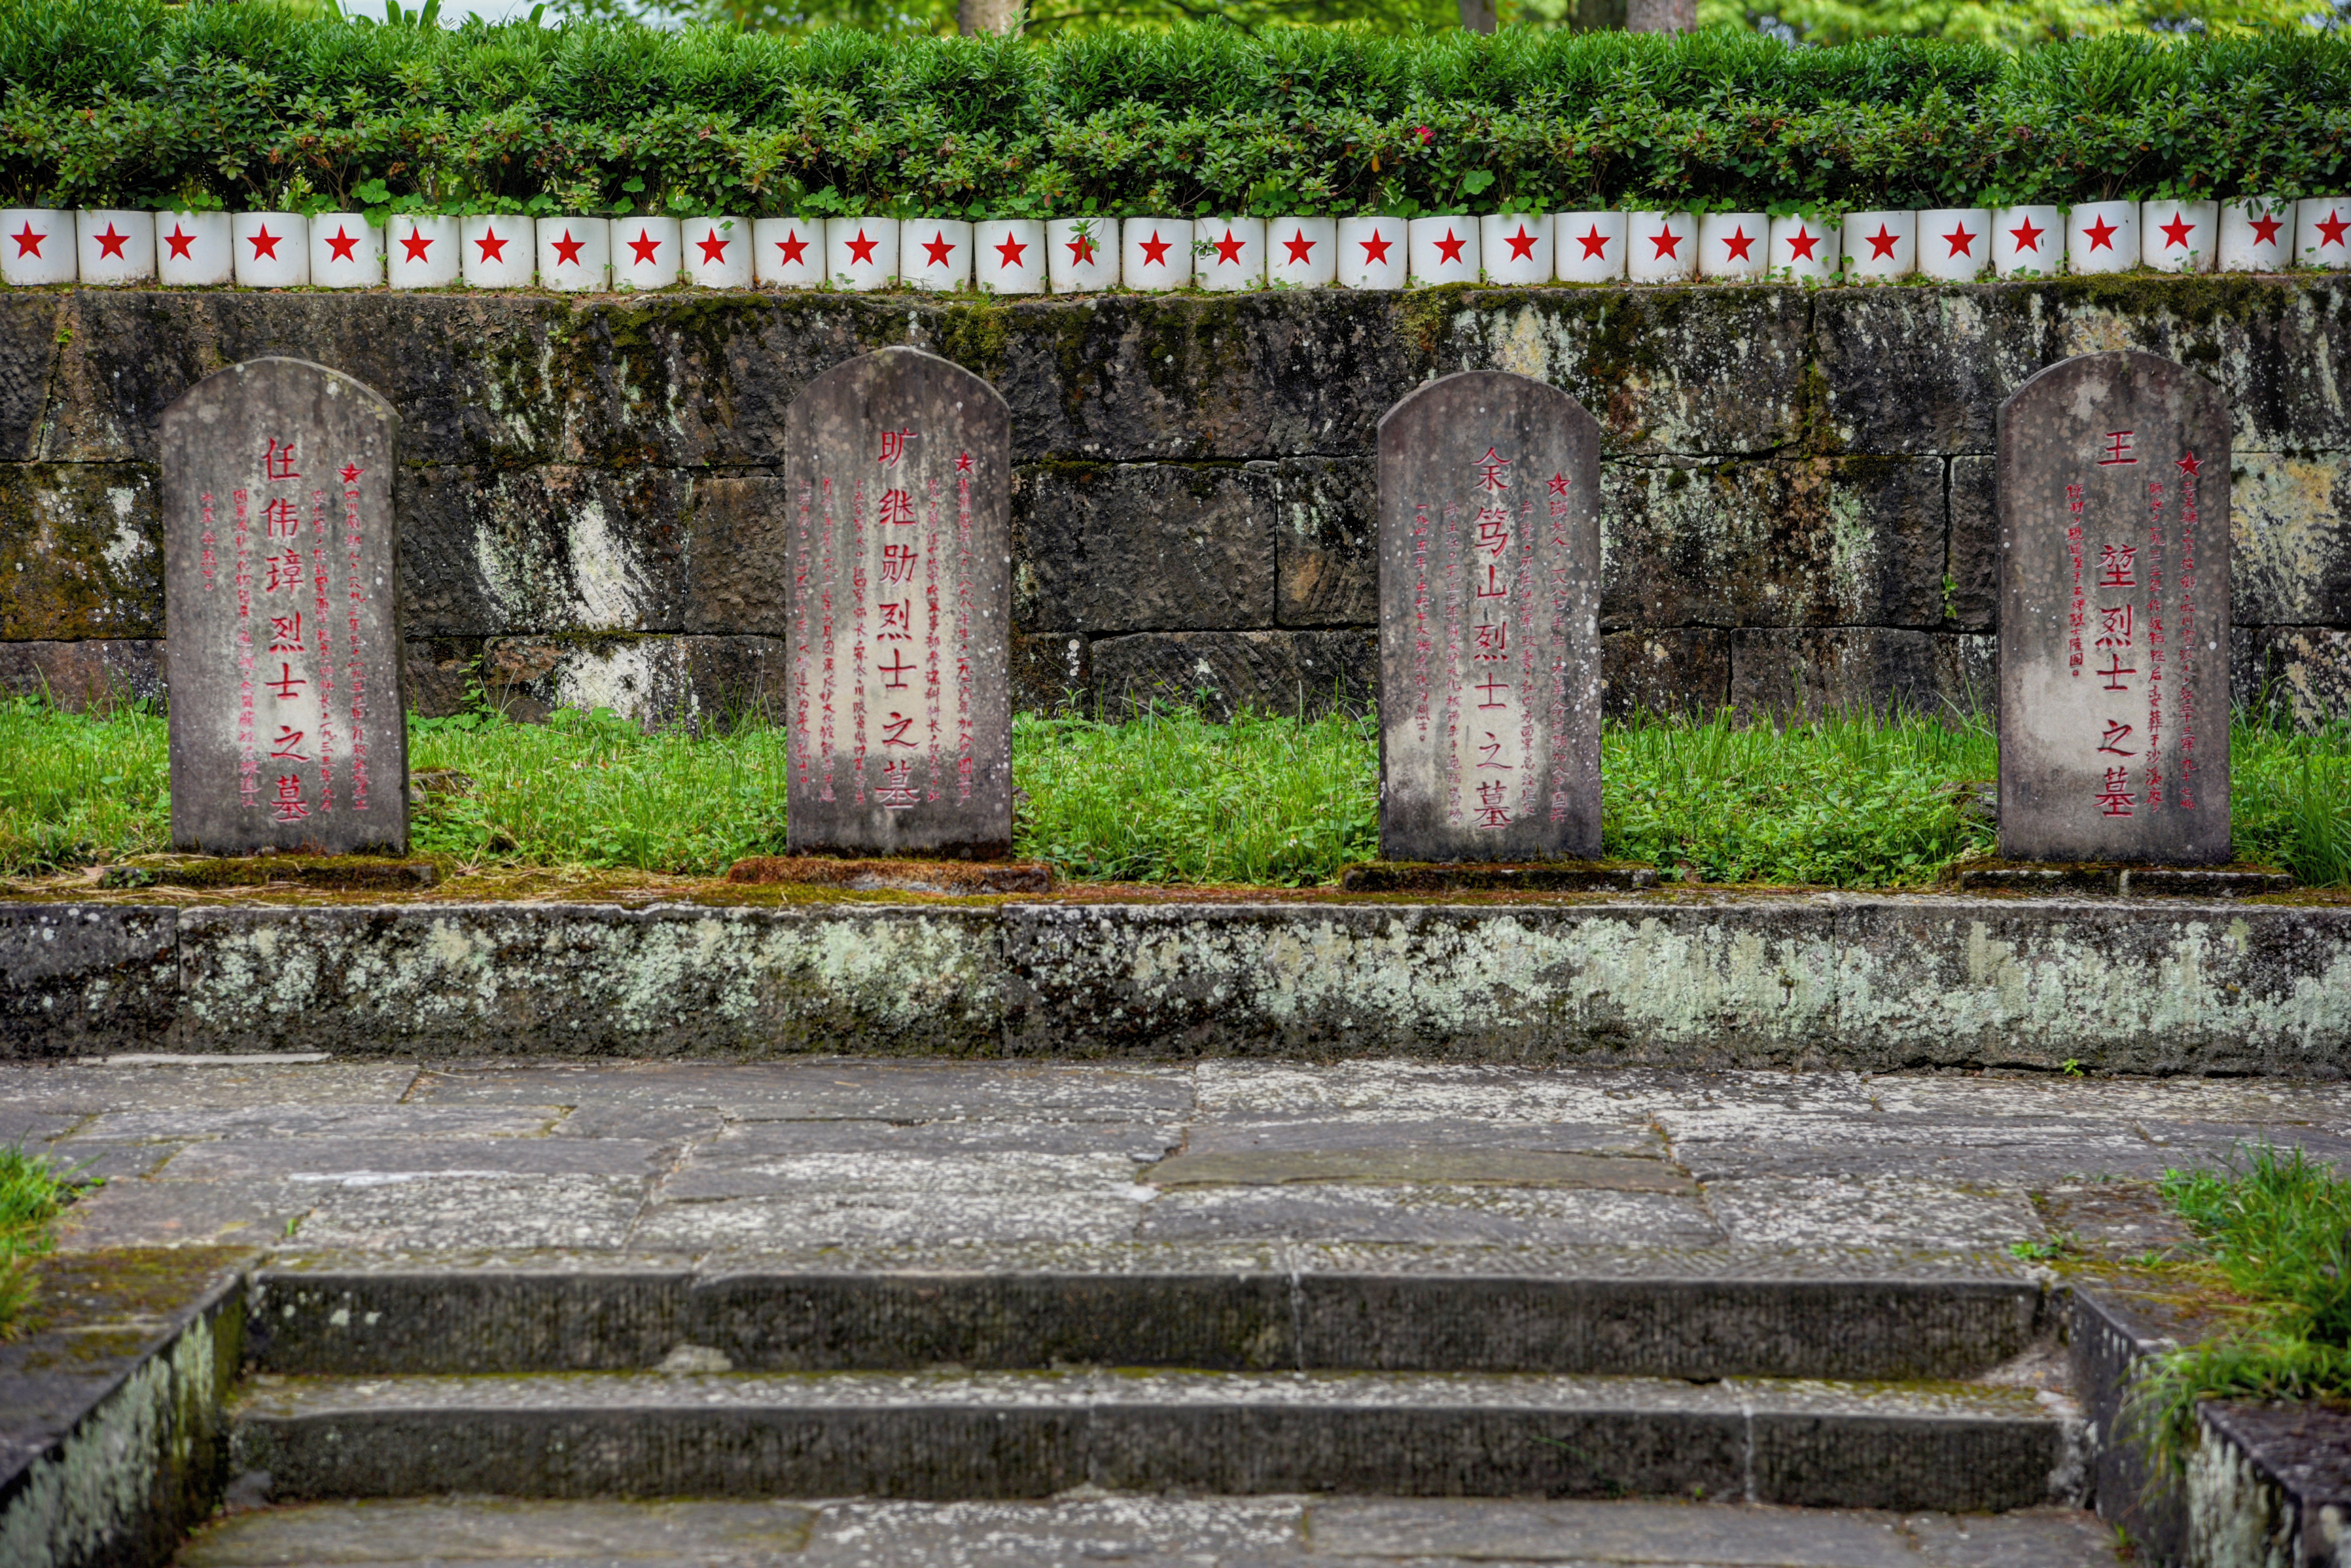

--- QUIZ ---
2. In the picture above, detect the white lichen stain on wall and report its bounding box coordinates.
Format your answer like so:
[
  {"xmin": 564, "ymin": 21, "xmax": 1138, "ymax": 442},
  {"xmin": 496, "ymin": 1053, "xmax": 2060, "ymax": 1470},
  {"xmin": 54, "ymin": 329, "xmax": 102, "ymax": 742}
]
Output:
[
  {"xmin": 100, "ymin": 486, "xmax": 148, "ymax": 575},
  {"xmin": 2232, "ymin": 452, "xmax": 2348, "ymax": 624}
]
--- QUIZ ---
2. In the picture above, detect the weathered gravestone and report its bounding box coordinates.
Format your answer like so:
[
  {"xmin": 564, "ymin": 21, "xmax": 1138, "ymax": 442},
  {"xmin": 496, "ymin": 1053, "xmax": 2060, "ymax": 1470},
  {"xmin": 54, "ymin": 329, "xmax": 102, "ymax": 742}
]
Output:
[
  {"xmin": 162, "ymin": 358, "xmax": 408, "ymax": 855},
  {"xmin": 784, "ymin": 347, "xmax": 1012, "ymax": 858},
  {"xmin": 1377, "ymin": 370, "xmax": 1604, "ymax": 861},
  {"xmin": 1998, "ymin": 350, "xmax": 2231, "ymax": 864}
]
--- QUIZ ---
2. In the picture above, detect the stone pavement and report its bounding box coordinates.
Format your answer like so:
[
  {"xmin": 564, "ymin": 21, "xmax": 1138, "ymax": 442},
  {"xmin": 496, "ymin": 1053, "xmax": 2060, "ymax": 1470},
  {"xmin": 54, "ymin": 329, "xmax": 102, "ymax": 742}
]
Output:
[
  {"xmin": 9, "ymin": 1057, "xmax": 2345, "ymax": 1260},
  {"xmin": 176, "ymin": 1494, "xmax": 2125, "ymax": 1567}
]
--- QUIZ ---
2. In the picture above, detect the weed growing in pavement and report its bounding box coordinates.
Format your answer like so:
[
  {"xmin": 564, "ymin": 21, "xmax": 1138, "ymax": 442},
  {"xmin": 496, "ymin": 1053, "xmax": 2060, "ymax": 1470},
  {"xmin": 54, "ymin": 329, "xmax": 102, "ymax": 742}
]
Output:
[
  {"xmin": 3, "ymin": 693, "xmax": 2348, "ymax": 888},
  {"xmin": 2131, "ymin": 1144, "xmax": 2351, "ymax": 1475},
  {"xmin": 0, "ymin": 1146, "xmax": 85, "ymax": 1337}
]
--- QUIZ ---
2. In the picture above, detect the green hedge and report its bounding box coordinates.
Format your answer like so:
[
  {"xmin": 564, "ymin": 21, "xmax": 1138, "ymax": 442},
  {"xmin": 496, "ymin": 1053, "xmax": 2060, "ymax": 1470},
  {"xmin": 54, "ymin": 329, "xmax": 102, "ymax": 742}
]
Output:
[{"xmin": 3, "ymin": 1, "xmax": 2347, "ymax": 221}]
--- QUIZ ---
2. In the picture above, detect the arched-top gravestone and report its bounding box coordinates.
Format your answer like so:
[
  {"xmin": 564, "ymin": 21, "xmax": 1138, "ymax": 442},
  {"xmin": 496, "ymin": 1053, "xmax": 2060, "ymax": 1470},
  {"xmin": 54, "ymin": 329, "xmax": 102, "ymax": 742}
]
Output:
[
  {"xmin": 783, "ymin": 347, "xmax": 1012, "ymax": 859},
  {"xmin": 1377, "ymin": 370, "xmax": 1603, "ymax": 862},
  {"xmin": 162, "ymin": 358, "xmax": 406, "ymax": 855},
  {"xmin": 1997, "ymin": 350, "xmax": 2230, "ymax": 864}
]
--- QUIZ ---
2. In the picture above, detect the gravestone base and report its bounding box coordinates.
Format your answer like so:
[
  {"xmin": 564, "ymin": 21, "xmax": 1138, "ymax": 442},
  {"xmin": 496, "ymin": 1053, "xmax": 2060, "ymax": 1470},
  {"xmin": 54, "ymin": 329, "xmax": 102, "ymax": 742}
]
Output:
[
  {"xmin": 1339, "ymin": 860, "xmax": 1661, "ymax": 894},
  {"xmin": 1948, "ymin": 860, "xmax": 2291, "ymax": 897},
  {"xmin": 95, "ymin": 856, "xmax": 440, "ymax": 891},
  {"xmin": 726, "ymin": 856, "xmax": 1053, "ymax": 895}
]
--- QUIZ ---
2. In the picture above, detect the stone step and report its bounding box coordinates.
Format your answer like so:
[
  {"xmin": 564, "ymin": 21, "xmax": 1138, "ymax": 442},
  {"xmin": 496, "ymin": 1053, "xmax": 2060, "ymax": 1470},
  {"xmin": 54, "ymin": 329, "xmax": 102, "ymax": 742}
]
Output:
[
  {"xmin": 227, "ymin": 1369, "xmax": 2080, "ymax": 1515},
  {"xmin": 244, "ymin": 1256, "xmax": 2051, "ymax": 1381}
]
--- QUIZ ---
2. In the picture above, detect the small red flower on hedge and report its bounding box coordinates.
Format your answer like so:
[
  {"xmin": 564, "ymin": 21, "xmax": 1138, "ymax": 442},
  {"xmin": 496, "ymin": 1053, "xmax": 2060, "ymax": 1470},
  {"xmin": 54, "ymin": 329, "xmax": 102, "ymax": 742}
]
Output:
[{"xmin": 1415, "ymin": 126, "xmax": 1433, "ymax": 145}]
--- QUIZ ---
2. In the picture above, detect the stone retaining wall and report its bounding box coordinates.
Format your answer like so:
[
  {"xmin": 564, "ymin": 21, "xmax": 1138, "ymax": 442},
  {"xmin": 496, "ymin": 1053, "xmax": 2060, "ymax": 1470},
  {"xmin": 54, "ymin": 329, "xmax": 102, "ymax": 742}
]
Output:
[{"xmin": 0, "ymin": 278, "xmax": 2345, "ymax": 725}]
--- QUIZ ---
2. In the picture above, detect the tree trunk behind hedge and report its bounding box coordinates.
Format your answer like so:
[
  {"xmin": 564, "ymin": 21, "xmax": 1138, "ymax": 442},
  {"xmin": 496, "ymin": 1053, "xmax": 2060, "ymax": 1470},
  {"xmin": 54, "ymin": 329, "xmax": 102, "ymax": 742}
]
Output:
[{"xmin": 957, "ymin": 0, "xmax": 1022, "ymax": 34}]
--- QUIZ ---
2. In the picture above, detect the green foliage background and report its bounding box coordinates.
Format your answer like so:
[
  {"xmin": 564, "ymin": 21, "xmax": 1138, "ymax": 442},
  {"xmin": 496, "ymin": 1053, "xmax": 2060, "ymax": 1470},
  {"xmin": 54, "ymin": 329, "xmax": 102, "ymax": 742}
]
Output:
[{"xmin": 0, "ymin": 1, "xmax": 2346, "ymax": 218}]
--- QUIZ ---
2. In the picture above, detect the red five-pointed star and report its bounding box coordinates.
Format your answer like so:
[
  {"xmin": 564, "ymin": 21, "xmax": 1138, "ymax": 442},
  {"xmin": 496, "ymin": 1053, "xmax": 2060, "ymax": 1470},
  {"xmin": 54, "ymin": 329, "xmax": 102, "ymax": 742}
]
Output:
[
  {"xmin": 95, "ymin": 223, "xmax": 130, "ymax": 260},
  {"xmin": 627, "ymin": 228, "xmax": 661, "ymax": 266},
  {"xmin": 1212, "ymin": 227, "xmax": 1246, "ymax": 266},
  {"xmin": 777, "ymin": 230, "xmax": 809, "ymax": 265},
  {"xmin": 10, "ymin": 224, "xmax": 41, "ymax": 258},
  {"xmin": 1505, "ymin": 223, "xmax": 1539, "ymax": 261},
  {"xmin": 1138, "ymin": 229, "xmax": 1170, "ymax": 267},
  {"xmin": 1068, "ymin": 232, "xmax": 1097, "ymax": 266},
  {"xmin": 2177, "ymin": 452, "xmax": 2201, "ymax": 478},
  {"xmin": 697, "ymin": 230, "xmax": 731, "ymax": 265},
  {"xmin": 325, "ymin": 226, "xmax": 360, "ymax": 263},
  {"xmin": 474, "ymin": 226, "xmax": 507, "ymax": 263},
  {"xmin": 551, "ymin": 230, "xmax": 585, "ymax": 266},
  {"xmin": 995, "ymin": 233, "xmax": 1027, "ymax": 269},
  {"xmin": 166, "ymin": 225, "xmax": 196, "ymax": 260},
  {"xmin": 922, "ymin": 230, "xmax": 956, "ymax": 268},
  {"xmin": 956, "ymin": 452, "xmax": 973, "ymax": 473},
  {"xmin": 2009, "ymin": 217, "xmax": 2044, "ymax": 253},
  {"xmin": 1865, "ymin": 225, "xmax": 1899, "ymax": 260},
  {"xmin": 1648, "ymin": 226, "xmax": 1681, "ymax": 260},
  {"xmin": 2083, "ymin": 215, "xmax": 2118, "ymax": 252},
  {"xmin": 1942, "ymin": 224, "xmax": 1974, "ymax": 258},
  {"xmin": 1434, "ymin": 227, "xmax": 1466, "ymax": 266},
  {"xmin": 1721, "ymin": 225, "xmax": 1754, "ymax": 262},
  {"xmin": 845, "ymin": 227, "xmax": 879, "ymax": 266},
  {"xmin": 249, "ymin": 225, "xmax": 283, "ymax": 261},
  {"xmin": 1359, "ymin": 231, "xmax": 1392, "ymax": 265},
  {"xmin": 2249, "ymin": 212, "xmax": 2283, "ymax": 247},
  {"xmin": 1282, "ymin": 229, "xmax": 1316, "ymax": 266},
  {"xmin": 2318, "ymin": 209, "xmax": 2350, "ymax": 247},
  {"xmin": 339, "ymin": 464, "xmax": 363, "ymax": 484},
  {"xmin": 1577, "ymin": 226, "xmax": 1610, "ymax": 259},
  {"xmin": 2160, "ymin": 211, "xmax": 2196, "ymax": 250},
  {"xmin": 1784, "ymin": 226, "xmax": 1819, "ymax": 262},
  {"xmin": 401, "ymin": 228, "xmax": 434, "ymax": 263}
]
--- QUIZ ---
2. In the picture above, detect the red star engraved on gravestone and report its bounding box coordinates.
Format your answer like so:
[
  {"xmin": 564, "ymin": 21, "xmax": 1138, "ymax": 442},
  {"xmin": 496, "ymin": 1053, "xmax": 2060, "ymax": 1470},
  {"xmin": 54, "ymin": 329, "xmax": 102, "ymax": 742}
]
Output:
[
  {"xmin": 1434, "ymin": 227, "xmax": 1466, "ymax": 266},
  {"xmin": 1505, "ymin": 223, "xmax": 1539, "ymax": 261},
  {"xmin": 956, "ymin": 452, "xmax": 973, "ymax": 473},
  {"xmin": 10, "ymin": 223, "xmax": 41, "ymax": 258},
  {"xmin": 628, "ymin": 228, "xmax": 662, "ymax": 265},
  {"xmin": 1865, "ymin": 225, "xmax": 1899, "ymax": 260},
  {"xmin": 697, "ymin": 230, "xmax": 731, "ymax": 264},
  {"xmin": 474, "ymin": 226, "xmax": 507, "ymax": 263},
  {"xmin": 94, "ymin": 223, "xmax": 130, "ymax": 260},
  {"xmin": 1068, "ymin": 231, "xmax": 1098, "ymax": 266},
  {"xmin": 249, "ymin": 225, "xmax": 283, "ymax": 260},
  {"xmin": 1784, "ymin": 226, "xmax": 1820, "ymax": 262},
  {"xmin": 1648, "ymin": 225, "xmax": 1681, "ymax": 260},
  {"xmin": 1577, "ymin": 226, "xmax": 1610, "ymax": 259},
  {"xmin": 2159, "ymin": 211, "xmax": 2196, "ymax": 250},
  {"xmin": 2318, "ymin": 209, "xmax": 2350, "ymax": 248},
  {"xmin": 2008, "ymin": 216, "xmax": 2045, "ymax": 253},
  {"xmin": 2177, "ymin": 452, "xmax": 2201, "ymax": 478},
  {"xmin": 1721, "ymin": 224, "xmax": 1754, "ymax": 262},
  {"xmin": 1282, "ymin": 229, "xmax": 1316, "ymax": 266},
  {"xmin": 2250, "ymin": 211, "xmax": 2283, "ymax": 247},
  {"xmin": 325, "ymin": 226, "xmax": 360, "ymax": 263},
  {"xmin": 777, "ymin": 230, "xmax": 809, "ymax": 265},
  {"xmin": 1138, "ymin": 230, "xmax": 1171, "ymax": 267},
  {"xmin": 995, "ymin": 232, "xmax": 1027, "ymax": 269},
  {"xmin": 1942, "ymin": 223, "xmax": 1975, "ymax": 257},
  {"xmin": 166, "ymin": 225, "xmax": 196, "ymax": 259},
  {"xmin": 845, "ymin": 227, "xmax": 879, "ymax": 266},
  {"xmin": 551, "ymin": 229, "xmax": 584, "ymax": 266},
  {"xmin": 2083, "ymin": 215, "xmax": 2118, "ymax": 252},
  {"xmin": 339, "ymin": 464, "xmax": 363, "ymax": 484},
  {"xmin": 1213, "ymin": 227, "xmax": 1247, "ymax": 266},
  {"xmin": 1359, "ymin": 231, "xmax": 1392, "ymax": 265},
  {"xmin": 922, "ymin": 230, "xmax": 956, "ymax": 269},
  {"xmin": 401, "ymin": 228, "xmax": 434, "ymax": 262}
]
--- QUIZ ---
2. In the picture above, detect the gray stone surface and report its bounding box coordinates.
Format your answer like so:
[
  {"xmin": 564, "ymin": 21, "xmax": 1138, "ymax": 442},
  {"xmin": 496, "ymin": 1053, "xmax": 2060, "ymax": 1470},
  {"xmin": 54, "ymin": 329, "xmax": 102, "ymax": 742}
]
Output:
[
  {"xmin": 1997, "ymin": 351, "xmax": 2232, "ymax": 863},
  {"xmin": 783, "ymin": 347, "xmax": 1012, "ymax": 858},
  {"xmin": 176, "ymin": 1495, "xmax": 2126, "ymax": 1567},
  {"xmin": 1376, "ymin": 371, "xmax": 1602, "ymax": 861},
  {"xmin": 161, "ymin": 358, "xmax": 408, "ymax": 855},
  {"xmin": 6, "ymin": 282, "xmax": 2348, "ymax": 727}
]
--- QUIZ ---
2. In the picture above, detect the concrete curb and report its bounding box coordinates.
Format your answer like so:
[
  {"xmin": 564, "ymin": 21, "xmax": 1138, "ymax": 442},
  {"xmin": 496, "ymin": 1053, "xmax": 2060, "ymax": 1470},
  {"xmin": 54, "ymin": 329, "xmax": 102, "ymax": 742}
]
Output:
[{"xmin": 6, "ymin": 896, "xmax": 2350, "ymax": 1070}]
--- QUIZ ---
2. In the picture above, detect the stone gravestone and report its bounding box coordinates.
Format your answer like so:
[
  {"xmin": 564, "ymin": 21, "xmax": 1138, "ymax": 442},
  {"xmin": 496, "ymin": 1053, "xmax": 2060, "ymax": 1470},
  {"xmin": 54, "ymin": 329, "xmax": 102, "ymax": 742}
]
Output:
[
  {"xmin": 1998, "ymin": 350, "xmax": 2230, "ymax": 864},
  {"xmin": 162, "ymin": 358, "xmax": 408, "ymax": 855},
  {"xmin": 1377, "ymin": 370, "xmax": 1604, "ymax": 861},
  {"xmin": 783, "ymin": 347, "xmax": 1012, "ymax": 858}
]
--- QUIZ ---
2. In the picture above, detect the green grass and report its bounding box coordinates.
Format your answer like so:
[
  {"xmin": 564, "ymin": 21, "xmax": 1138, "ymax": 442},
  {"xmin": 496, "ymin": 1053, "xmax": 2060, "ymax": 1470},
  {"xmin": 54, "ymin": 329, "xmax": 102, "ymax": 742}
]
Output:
[
  {"xmin": 2131, "ymin": 1145, "xmax": 2351, "ymax": 1474},
  {"xmin": 0, "ymin": 1147, "xmax": 81, "ymax": 1336},
  {"xmin": 3, "ymin": 693, "xmax": 2347, "ymax": 888}
]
